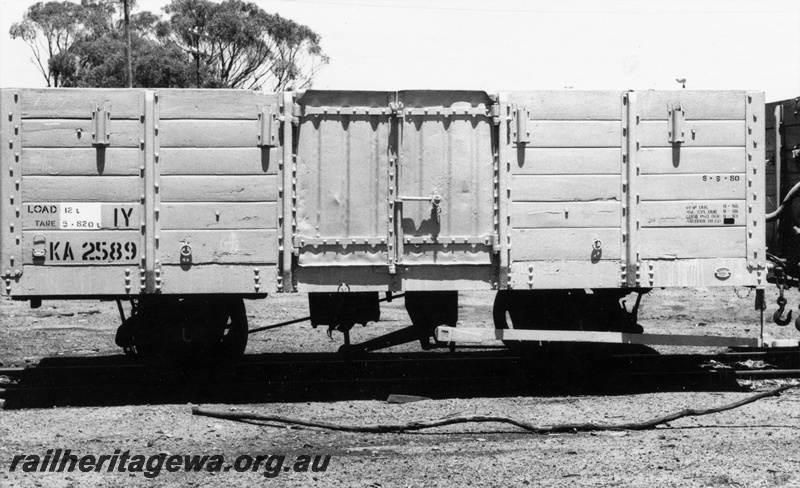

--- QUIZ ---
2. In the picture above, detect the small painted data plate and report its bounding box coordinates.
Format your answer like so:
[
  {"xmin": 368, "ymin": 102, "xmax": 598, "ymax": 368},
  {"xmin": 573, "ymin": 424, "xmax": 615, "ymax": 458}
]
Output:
[
  {"xmin": 640, "ymin": 200, "xmax": 744, "ymax": 227},
  {"xmin": 23, "ymin": 203, "xmax": 139, "ymax": 230},
  {"xmin": 684, "ymin": 202, "xmax": 740, "ymax": 225}
]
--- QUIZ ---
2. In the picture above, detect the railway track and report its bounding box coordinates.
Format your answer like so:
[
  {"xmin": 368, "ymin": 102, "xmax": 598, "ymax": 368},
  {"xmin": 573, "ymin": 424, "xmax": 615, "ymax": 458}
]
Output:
[{"xmin": 1, "ymin": 347, "xmax": 798, "ymax": 409}]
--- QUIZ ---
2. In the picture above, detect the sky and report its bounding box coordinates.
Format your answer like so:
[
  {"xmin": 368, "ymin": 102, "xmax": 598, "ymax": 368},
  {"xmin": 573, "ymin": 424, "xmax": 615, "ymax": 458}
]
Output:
[{"xmin": 0, "ymin": 0, "xmax": 798, "ymax": 101}]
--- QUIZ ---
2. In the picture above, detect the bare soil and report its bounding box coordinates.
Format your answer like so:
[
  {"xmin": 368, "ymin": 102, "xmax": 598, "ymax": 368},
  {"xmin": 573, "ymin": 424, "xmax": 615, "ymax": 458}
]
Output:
[{"xmin": 1, "ymin": 287, "xmax": 800, "ymax": 487}]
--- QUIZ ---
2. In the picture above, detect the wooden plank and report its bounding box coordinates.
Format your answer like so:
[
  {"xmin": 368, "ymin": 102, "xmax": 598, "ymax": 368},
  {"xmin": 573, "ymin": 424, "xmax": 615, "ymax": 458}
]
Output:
[
  {"xmin": 159, "ymin": 229, "xmax": 277, "ymax": 264},
  {"xmin": 159, "ymin": 202, "xmax": 278, "ymax": 230},
  {"xmin": 159, "ymin": 148, "xmax": 278, "ymax": 175},
  {"xmin": 14, "ymin": 266, "xmax": 144, "ymax": 297},
  {"xmin": 435, "ymin": 327, "xmax": 757, "ymax": 347},
  {"xmin": 512, "ymin": 175, "xmax": 620, "ymax": 202},
  {"xmin": 511, "ymin": 228, "xmax": 621, "ymax": 261},
  {"xmin": 638, "ymin": 147, "xmax": 745, "ymax": 174},
  {"xmin": 22, "ymin": 231, "xmax": 141, "ymax": 265},
  {"xmin": 22, "ymin": 148, "xmax": 140, "ymax": 176},
  {"xmin": 507, "ymin": 91, "xmax": 622, "ymax": 120},
  {"xmin": 521, "ymin": 121, "xmax": 622, "ymax": 148},
  {"xmin": 644, "ymin": 258, "xmax": 756, "ymax": 287},
  {"xmin": 159, "ymin": 120, "xmax": 256, "ymax": 148},
  {"xmin": 513, "ymin": 148, "xmax": 620, "ymax": 175},
  {"xmin": 159, "ymin": 264, "xmax": 276, "ymax": 294},
  {"xmin": 639, "ymin": 227, "xmax": 745, "ymax": 259},
  {"xmin": 511, "ymin": 201, "xmax": 620, "ymax": 228},
  {"xmin": 637, "ymin": 91, "xmax": 746, "ymax": 120},
  {"xmin": 639, "ymin": 200, "xmax": 745, "ymax": 227},
  {"xmin": 20, "ymin": 88, "xmax": 143, "ymax": 119},
  {"xmin": 156, "ymin": 89, "xmax": 277, "ymax": 119},
  {"xmin": 639, "ymin": 174, "xmax": 745, "ymax": 200},
  {"xmin": 638, "ymin": 120, "xmax": 744, "ymax": 147},
  {"xmin": 507, "ymin": 260, "xmax": 622, "ymax": 289},
  {"xmin": 20, "ymin": 120, "xmax": 141, "ymax": 148},
  {"xmin": 22, "ymin": 176, "xmax": 141, "ymax": 202},
  {"xmin": 159, "ymin": 175, "xmax": 278, "ymax": 202}
]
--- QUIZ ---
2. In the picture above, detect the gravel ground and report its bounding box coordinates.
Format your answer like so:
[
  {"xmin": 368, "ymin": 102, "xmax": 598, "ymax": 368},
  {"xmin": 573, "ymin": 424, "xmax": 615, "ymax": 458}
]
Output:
[{"xmin": 1, "ymin": 287, "xmax": 800, "ymax": 487}]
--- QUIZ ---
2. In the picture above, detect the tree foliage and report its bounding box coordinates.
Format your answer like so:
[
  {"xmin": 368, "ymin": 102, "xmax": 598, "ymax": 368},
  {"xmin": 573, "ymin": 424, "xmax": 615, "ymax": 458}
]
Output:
[
  {"xmin": 159, "ymin": 0, "xmax": 329, "ymax": 90},
  {"xmin": 9, "ymin": 0, "xmax": 328, "ymax": 90},
  {"xmin": 10, "ymin": 1, "xmax": 87, "ymax": 87}
]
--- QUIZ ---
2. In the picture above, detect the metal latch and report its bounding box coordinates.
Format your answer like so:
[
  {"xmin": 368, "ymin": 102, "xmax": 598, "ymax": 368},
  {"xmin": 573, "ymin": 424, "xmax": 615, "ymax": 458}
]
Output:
[
  {"xmin": 397, "ymin": 191, "xmax": 442, "ymax": 224},
  {"xmin": 390, "ymin": 102, "xmax": 405, "ymax": 120},
  {"xmin": 179, "ymin": 241, "xmax": 192, "ymax": 266},
  {"xmin": 668, "ymin": 102, "xmax": 685, "ymax": 143},
  {"xmin": 257, "ymin": 105, "xmax": 280, "ymax": 147},
  {"xmin": 32, "ymin": 235, "xmax": 46, "ymax": 261},
  {"xmin": 92, "ymin": 103, "xmax": 111, "ymax": 146}
]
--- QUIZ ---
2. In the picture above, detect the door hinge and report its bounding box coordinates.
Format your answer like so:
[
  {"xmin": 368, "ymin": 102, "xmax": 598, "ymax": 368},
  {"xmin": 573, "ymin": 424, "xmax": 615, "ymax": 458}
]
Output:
[
  {"xmin": 92, "ymin": 103, "xmax": 111, "ymax": 146},
  {"xmin": 668, "ymin": 102, "xmax": 685, "ymax": 144},
  {"xmin": 257, "ymin": 104, "xmax": 281, "ymax": 147},
  {"xmin": 512, "ymin": 106, "xmax": 530, "ymax": 144}
]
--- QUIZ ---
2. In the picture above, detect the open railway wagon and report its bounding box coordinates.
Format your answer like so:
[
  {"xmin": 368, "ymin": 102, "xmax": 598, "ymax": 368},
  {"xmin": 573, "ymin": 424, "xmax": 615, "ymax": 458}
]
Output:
[{"xmin": 1, "ymin": 87, "xmax": 796, "ymax": 358}]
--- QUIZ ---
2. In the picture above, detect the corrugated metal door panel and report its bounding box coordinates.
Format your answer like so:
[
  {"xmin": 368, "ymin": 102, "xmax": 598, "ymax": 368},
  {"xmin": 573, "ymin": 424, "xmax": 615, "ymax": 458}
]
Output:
[
  {"xmin": 296, "ymin": 116, "xmax": 390, "ymax": 238},
  {"xmin": 156, "ymin": 90, "xmax": 280, "ymax": 294},
  {"xmin": 294, "ymin": 91, "xmax": 393, "ymax": 271},
  {"xmin": 9, "ymin": 88, "xmax": 146, "ymax": 296},
  {"xmin": 505, "ymin": 91, "xmax": 624, "ymax": 289},
  {"xmin": 397, "ymin": 90, "xmax": 495, "ymax": 267}
]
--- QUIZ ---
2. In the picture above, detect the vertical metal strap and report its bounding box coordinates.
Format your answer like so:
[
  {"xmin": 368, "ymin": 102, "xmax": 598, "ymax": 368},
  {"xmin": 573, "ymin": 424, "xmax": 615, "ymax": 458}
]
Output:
[
  {"xmin": 774, "ymin": 103, "xmax": 783, "ymax": 237},
  {"xmin": 280, "ymin": 91, "xmax": 295, "ymax": 292},
  {"xmin": 391, "ymin": 98, "xmax": 404, "ymax": 272},
  {"xmin": 624, "ymin": 92, "xmax": 640, "ymax": 287},
  {"xmin": 0, "ymin": 89, "xmax": 22, "ymax": 295},
  {"xmin": 143, "ymin": 90, "xmax": 157, "ymax": 293},
  {"xmin": 496, "ymin": 92, "xmax": 510, "ymax": 289},
  {"xmin": 745, "ymin": 91, "xmax": 766, "ymax": 288}
]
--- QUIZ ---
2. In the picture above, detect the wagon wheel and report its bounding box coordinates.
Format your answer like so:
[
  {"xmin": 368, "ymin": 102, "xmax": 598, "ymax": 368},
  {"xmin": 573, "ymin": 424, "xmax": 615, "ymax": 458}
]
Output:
[
  {"xmin": 115, "ymin": 298, "xmax": 249, "ymax": 361},
  {"xmin": 212, "ymin": 298, "xmax": 249, "ymax": 358},
  {"xmin": 183, "ymin": 297, "xmax": 249, "ymax": 359},
  {"xmin": 492, "ymin": 290, "xmax": 535, "ymax": 351}
]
